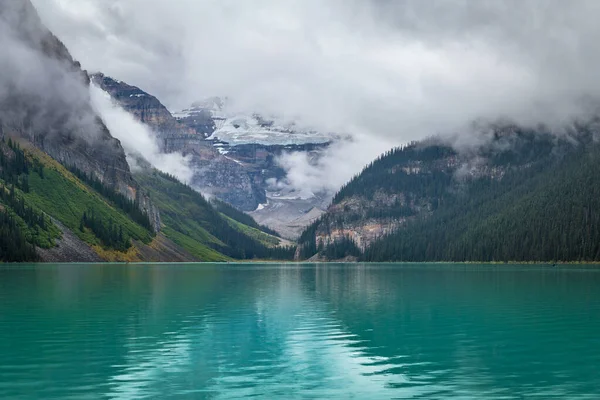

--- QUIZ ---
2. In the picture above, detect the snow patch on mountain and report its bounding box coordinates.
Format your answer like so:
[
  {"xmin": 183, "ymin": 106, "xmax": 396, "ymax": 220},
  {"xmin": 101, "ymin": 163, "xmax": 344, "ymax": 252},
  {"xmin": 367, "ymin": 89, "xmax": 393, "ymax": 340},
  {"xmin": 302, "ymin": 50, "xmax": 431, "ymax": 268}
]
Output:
[
  {"xmin": 172, "ymin": 96, "xmax": 226, "ymax": 119},
  {"xmin": 207, "ymin": 114, "xmax": 333, "ymax": 146},
  {"xmin": 173, "ymin": 97, "xmax": 337, "ymax": 146}
]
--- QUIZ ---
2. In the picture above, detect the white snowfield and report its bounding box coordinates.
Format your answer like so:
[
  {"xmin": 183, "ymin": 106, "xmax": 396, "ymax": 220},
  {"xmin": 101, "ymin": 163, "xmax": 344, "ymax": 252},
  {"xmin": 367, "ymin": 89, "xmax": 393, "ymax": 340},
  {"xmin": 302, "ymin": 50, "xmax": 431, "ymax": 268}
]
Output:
[{"xmin": 173, "ymin": 97, "xmax": 336, "ymax": 146}]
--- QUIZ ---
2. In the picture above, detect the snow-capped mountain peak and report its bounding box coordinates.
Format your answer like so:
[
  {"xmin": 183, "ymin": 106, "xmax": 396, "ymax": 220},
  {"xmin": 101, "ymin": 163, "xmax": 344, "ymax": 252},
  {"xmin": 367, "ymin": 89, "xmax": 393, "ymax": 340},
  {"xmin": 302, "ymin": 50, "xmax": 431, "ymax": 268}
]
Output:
[{"xmin": 173, "ymin": 97, "xmax": 336, "ymax": 146}]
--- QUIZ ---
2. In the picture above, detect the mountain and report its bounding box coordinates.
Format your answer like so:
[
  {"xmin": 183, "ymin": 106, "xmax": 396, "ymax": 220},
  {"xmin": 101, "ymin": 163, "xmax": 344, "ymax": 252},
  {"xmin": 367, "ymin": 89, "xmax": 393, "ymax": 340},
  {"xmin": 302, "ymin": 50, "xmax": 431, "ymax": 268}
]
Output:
[
  {"xmin": 133, "ymin": 167, "xmax": 293, "ymax": 261},
  {"xmin": 172, "ymin": 97, "xmax": 224, "ymax": 137},
  {"xmin": 0, "ymin": 0, "xmax": 293, "ymax": 262},
  {"xmin": 0, "ymin": 2, "xmax": 136, "ymax": 197},
  {"xmin": 91, "ymin": 73, "xmax": 197, "ymax": 141},
  {"xmin": 91, "ymin": 75, "xmax": 269, "ymax": 211},
  {"xmin": 175, "ymin": 97, "xmax": 333, "ymax": 146},
  {"xmin": 174, "ymin": 98, "xmax": 336, "ymax": 237},
  {"xmin": 297, "ymin": 124, "xmax": 600, "ymax": 262},
  {"xmin": 93, "ymin": 77, "xmax": 335, "ymax": 237}
]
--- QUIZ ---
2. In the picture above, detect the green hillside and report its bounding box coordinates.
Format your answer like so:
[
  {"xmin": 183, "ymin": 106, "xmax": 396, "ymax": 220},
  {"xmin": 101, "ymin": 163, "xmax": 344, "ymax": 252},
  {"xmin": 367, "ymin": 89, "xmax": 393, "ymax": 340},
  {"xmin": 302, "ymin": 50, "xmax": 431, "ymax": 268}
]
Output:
[
  {"xmin": 134, "ymin": 170, "xmax": 295, "ymax": 261},
  {"xmin": 212, "ymin": 198, "xmax": 281, "ymax": 238},
  {"xmin": 0, "ymin": 138, "xmax": 294, "ymax": 262},
  {"xmin": 0, "ymin": 139, "xmax": 155, "ymax": 261}
]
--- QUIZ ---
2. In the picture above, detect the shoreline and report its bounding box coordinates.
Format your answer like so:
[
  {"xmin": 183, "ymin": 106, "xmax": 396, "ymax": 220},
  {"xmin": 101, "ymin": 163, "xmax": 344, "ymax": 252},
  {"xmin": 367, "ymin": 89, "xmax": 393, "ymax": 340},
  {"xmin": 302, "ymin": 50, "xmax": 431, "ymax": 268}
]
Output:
[{"xmin": 2, "ymin": 261, "xmax": 600, "ymax": 267}]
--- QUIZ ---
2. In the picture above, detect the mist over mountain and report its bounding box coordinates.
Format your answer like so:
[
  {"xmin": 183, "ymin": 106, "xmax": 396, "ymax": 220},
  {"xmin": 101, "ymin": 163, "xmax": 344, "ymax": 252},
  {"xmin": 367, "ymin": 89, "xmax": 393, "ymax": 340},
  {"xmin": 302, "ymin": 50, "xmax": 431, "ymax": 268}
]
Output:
[
  {"xmin": 4, "ymin": 0, "xmax": 600, "ymax": 263},
  {"xmin": 31, "ymin": 0, "xmax": 600, "ymax": 197},
  {"xmin": 90, "ymin": 75, "xmax": 337, "ymax": 237},
  {"xmin": 0, "ymin": 0, "xmax": 292, "ymax": 263},
  {"xmin": 0, "ymin": 0, "xmax": 135, "ymax": 194}
]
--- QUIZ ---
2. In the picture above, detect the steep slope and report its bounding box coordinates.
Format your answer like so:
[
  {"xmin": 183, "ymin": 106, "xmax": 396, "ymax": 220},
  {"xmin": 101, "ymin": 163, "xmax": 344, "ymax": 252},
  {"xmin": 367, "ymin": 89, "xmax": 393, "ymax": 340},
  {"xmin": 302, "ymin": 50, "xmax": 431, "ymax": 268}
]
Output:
[
  {"xmin": 134, "ymin": 169, "xmax": 294, "ymax": 261},
  {"xmin": 0, "ymin": 136, "xmax": 291, "ymax": 262},
  {"xmin": 298, "ymin": 125, "xmax": 589, "ymax": 261},
  {"xmin": 364, "ymin": 143, "xmax": 600, "ymax": 262},
  {"xmin": 0, "ymin": 0, "xmax": 161, "ymax": 232},
  {"xmin": 91, "ymin": 73, "xmax": 197, "ymax": 143},
  {"xmin": 0, "ymin": 139, "xmax": 159, "ymax": 262},
  {"xmin": 94, "ymin": 77, "xmax": 334, "ymax": 235},
  {"xmin": 91, "ymin": 76, "xmax": 266, "ymax": 211},
  {"xmin": 0, "ymin": 1, "xmax": 292, "ymax": 263}
]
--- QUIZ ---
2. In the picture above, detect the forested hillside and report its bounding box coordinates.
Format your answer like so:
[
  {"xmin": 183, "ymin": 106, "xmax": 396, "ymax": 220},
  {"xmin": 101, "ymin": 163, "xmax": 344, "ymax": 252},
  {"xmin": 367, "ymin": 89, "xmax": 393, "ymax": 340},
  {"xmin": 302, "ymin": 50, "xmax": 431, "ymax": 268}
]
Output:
[
  {"xmin": 0, "ymin": 138, "xmax": 153, "ymax": 261},
  {"xmin": 365, "ymin": 144, "xmax": 600, "ymax": 262},
  {"xmin": 298, "ymin": 126, "xmax": 599, "ymax": 262}
]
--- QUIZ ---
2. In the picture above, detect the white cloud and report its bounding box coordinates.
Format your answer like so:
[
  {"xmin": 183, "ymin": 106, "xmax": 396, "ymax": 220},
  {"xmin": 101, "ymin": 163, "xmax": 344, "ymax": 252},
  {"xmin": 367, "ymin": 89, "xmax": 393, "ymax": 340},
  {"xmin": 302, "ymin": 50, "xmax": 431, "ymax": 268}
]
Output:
[
  {"xmin": 90, "ymin": 84, "xmax": 193, "ymax": 183},
  {"xmin": 31, "ymin": 0, "xmax": 600, "ymax": 195}
]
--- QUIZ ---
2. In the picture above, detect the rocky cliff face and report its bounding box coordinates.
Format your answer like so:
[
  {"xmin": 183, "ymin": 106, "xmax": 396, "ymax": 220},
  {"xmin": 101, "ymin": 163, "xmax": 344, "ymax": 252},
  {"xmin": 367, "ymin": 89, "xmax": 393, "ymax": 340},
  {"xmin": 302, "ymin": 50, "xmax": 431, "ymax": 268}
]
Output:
[
  {"xmin": 91, "ymin": 74, "xmax": 197, "ymax": 145},
  {"xmin": 0, "ymin": 0, "xmax": 160, "ymax": 231},
  {"xmin": 175, "ymin": 99, "xmax": 336, "ymax": 232},
  {"xmin": 93, "ymin": 77, "xmax": 334, "ymax": 218},
  {"xmin": 90, "ymin": 76, "xmax": 266, "ymax": 211}
]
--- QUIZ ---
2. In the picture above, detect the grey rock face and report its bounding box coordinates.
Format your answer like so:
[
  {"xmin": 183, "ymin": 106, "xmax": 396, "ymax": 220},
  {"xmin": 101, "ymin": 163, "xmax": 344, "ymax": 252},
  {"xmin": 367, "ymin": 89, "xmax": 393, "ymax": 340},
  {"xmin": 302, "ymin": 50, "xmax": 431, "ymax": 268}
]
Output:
[
  {"xmin": 93, "ymin": 76, "xmax": 334, "ymax": 222},
  {"xmin": 92, "ymin": 76, "xmax": 268, "ymax": 211},
  {"xmin": 37, "ymin": 220, "xmax": 103, "ymax": 263},
  {"xmin": 0, "ymin": 0, "xmax": 160, "ymax": 232},
  {"xmin": 190, "ymin": 155, "xmax": 264, "ymax": 211},
  {"xmin": 91, "ymin": 73, "xmax": 198, "ymax": 147}
]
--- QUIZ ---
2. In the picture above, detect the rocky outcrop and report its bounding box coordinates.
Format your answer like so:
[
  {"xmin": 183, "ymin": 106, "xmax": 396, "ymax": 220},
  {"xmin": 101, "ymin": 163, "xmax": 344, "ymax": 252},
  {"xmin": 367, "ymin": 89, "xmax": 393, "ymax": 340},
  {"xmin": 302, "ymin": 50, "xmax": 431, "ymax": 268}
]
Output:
[
  {"xmin": 0, "ymin": 0, "xmax": 160, "ymax": 231},
  {"xmin": 172, "ymin": 98, "xmax": 221, "ymax": 137},
  {"xmin": 93, "ymin": 76, "xmax": 334, "ymax": 221},
  {"xmin": 91, "ymin": 73, "xmax": 198, "ymax": 144},
  {"xmin": 1, "ymin": 2, "xmax": 129, "ymax": 191},
  {"xmin": 37, "ymin": 220, "xmax": 103, "ymax": 263}
]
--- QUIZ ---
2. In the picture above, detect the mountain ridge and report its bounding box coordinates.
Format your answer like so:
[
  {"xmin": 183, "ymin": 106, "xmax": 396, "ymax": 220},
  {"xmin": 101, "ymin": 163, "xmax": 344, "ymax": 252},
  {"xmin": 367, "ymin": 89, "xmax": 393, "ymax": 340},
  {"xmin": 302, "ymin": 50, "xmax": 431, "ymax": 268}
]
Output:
[
  {"xmin": 297, "ymin": 125, "xmax": 598, "ymax": 262},
  {"xmin": 0, "ymin": 0, "xmax": 295, "ymax": 262},
  {"xmin": 93, "ymin": 74, "xmax": 335, "ymax": 236}
]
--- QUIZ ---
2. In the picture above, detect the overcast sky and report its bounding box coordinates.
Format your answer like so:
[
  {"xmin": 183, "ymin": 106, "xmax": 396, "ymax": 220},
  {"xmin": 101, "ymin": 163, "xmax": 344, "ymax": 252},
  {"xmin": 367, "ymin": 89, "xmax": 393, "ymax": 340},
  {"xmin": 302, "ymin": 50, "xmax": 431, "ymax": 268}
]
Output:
[{"xmin": 29, "ymin": 0, "xmax": 600, "ymax": 193}]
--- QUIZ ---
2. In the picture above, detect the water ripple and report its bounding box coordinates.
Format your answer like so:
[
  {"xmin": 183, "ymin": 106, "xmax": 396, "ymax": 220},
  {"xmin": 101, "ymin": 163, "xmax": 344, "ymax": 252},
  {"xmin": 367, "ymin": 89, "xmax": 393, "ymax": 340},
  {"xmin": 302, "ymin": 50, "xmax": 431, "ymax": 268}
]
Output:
[{"xmin": 2, "ymin": 263, "xmax": 600, "ymax": 398}]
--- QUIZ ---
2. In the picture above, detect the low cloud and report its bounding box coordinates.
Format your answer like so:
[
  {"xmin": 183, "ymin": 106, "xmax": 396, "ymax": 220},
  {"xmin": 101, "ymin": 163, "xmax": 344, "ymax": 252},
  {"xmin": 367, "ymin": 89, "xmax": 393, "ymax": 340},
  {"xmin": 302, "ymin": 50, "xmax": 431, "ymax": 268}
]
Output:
[
  {"xmin": 90, "ymin": 84, "xmax": 193, "ymax": 183},
  {"xmin": 0, "ymin": 4, "xmax": 104, "ymax": 144},
  {"xmin": 30, "ymin": 0, "xmax": 600, "ymax": 195},
  {"xmin": 275, "ymin": 134, "xmax": 394, "ymax": 198}
]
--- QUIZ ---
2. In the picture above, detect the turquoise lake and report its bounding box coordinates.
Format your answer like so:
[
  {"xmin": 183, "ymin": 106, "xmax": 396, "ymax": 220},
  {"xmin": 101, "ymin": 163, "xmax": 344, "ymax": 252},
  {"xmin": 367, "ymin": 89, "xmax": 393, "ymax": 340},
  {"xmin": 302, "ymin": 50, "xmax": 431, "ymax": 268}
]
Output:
[{"xmin": 1, "ymin": 263, "xmax": 600, "ymax": 399}]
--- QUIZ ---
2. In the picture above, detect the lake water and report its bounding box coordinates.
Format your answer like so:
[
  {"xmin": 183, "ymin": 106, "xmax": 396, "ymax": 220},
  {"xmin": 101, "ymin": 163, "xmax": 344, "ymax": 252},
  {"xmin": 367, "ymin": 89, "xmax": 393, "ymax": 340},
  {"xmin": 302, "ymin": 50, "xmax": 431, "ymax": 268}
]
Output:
[{"xmin": 1, "ymin": 263, "xmax": 600, "ymax": 399}]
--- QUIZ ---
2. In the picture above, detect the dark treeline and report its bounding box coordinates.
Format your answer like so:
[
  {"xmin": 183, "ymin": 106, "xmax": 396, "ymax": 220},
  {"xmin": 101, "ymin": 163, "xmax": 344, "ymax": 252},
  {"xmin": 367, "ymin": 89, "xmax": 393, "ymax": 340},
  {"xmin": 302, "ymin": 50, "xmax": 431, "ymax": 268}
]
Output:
[
  {"xmin": 211, "ymin": 198, "xmax": 281, "ymax": 237},
  {"xmin": 298, "ymin": 220, "xmax": 320, "ymax": 260},
  {"xmin": 363, "ymin": 145, "xmax": 600, "ymax": 262},
  {"xmin": 81, "ymin": 209, "xmax": 130, "ymax": 251},
  {"xmin": 0, "ymin": 139, "xmax": 48, "ymax": 233},
  {"xmin": 320, "ymin": 236, "xmax": 361, "ymax": 260},
  {"xmin": 0, "ymin": 138, "xmax": 33, "ymax": 193},
  {"xmin": 0, "ymin": 138, "xmax": 54, "ymax": 261},
  {"xmin": 0, "ymin": 184, "xmax": 48, "ymax": 233},
  {"xmin": 333, "ymin": 144, "xmax": 456, "ymax": 204},
  {"xmin": 70, "ymin": 166, "xmax": 154, "ymax": 232},
  {"xmin": 0, "ymin": 210, "xmax": 37, "ymax": 262}
]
